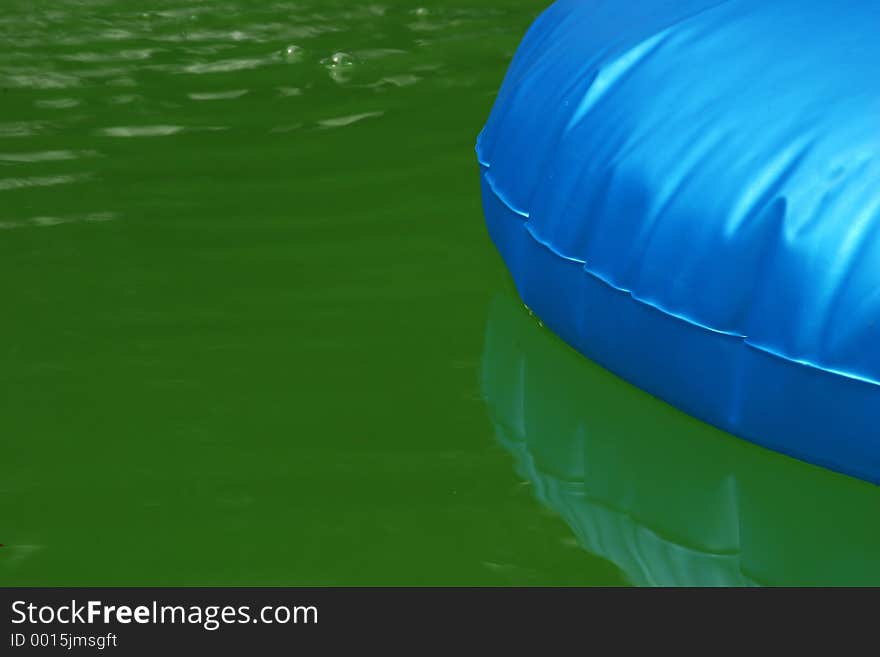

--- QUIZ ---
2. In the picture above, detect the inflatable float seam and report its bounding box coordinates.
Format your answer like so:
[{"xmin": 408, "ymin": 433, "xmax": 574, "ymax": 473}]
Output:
[
  {"xmin": 479, "ymin": 162, "xmax": 880, "ymax": 389},
  {"xmin": 480, "ymin": 165, "xmax": 530, "ymax": 218}
]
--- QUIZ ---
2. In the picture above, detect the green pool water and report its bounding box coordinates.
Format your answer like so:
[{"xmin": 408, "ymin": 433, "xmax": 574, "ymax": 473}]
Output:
[{"xmin": 2, "ymin": 0, "xmax": 879, "ymax": 586}]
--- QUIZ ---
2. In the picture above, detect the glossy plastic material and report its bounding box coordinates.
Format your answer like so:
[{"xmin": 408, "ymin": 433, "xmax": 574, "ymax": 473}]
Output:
[{"xmin": 477, "ymin": 0, "xmax": 880, "ymax": 482}]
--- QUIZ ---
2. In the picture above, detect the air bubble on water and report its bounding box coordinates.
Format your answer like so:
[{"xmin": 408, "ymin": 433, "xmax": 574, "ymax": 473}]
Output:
[
  {"xmin": 321, "ymin": 52, "xmax": 357, "ymax": 83},
  {"xmin": 322, "ymin": 52, "xmax": 355, "ymax": 69},
  {"xmin": 283, "ymin": 44, "xmax": 303, "ymax": 61}
]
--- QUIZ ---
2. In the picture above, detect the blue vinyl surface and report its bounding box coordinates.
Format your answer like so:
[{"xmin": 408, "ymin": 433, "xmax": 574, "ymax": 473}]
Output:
[{"xmin": 477, "ymin": 0, "xmax": 880, "ymax": 482}]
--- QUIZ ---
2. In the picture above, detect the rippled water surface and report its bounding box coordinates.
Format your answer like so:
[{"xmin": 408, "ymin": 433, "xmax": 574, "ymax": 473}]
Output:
[{"xmin": 3, "ymin": 1, "xmax": 880, "ymax": 586}]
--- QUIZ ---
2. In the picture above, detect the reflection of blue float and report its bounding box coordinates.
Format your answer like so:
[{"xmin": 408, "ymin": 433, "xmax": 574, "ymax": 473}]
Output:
[
  {"xmin": 477, "ymin": 0, "xmax": 880, "ymax": 483},
  {"xmin": 483, "ymin": 290, "xmax": 880, "ymax": 586}
]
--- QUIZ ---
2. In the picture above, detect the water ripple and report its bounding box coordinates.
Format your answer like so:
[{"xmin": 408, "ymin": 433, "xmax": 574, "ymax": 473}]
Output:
[
  {"xmin": 4, "ymin": 71, "xmax": 81, "ymax": 89},
  {"xmin": 97, "ymin": 126, "xmax": 185, "ymax": 137},
  {"xmin": 0, "ymin": 150, "xmax": 94, "ymax": 164},
  {"xmin": 188, "ymin": 89, "xmax": 249, "ymax": 101},
  {"xmin": 0, "ymin": 174, "xmax": 90, "ymax": 191},
  {"xmin": 317, "ymin": 111, "xmax": 384, "ymax": 129},
  {"xmin": 34, "ymin": 98, "xmax": 81, "ymax": 110},
  {"xmin": 183, "ymin": 58, "xmax": 267, "ymax": 74},
  {"xmin": 0, "ymin": 212, "xmax": 118, "ymax": 230},
  {"xmin": 0, "ymin": 122, "xmax": 51, "ymax": 138}
]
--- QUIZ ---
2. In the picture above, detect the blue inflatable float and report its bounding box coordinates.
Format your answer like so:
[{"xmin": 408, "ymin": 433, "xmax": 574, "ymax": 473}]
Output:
[{"xmin": 477, "ymin": 0, "xmax": 880, "ymax": 483}]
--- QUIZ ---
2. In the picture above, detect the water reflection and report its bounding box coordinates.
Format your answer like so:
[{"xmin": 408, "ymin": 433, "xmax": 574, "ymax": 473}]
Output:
[{"xmin": 482, "ymin": 288, "xmax": 880, "ymax": 586}]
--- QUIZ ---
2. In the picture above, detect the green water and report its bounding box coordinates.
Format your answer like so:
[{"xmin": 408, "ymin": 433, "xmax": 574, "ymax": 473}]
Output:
[{"xmin": 2, "ymin": 0, "xmax": 879, "ymax": 586}]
